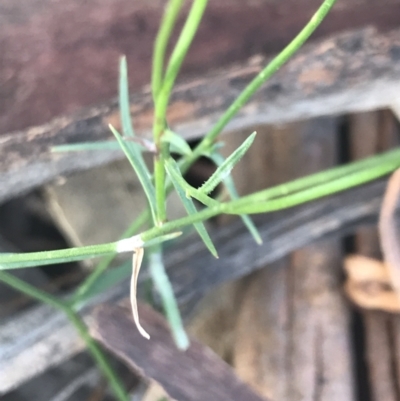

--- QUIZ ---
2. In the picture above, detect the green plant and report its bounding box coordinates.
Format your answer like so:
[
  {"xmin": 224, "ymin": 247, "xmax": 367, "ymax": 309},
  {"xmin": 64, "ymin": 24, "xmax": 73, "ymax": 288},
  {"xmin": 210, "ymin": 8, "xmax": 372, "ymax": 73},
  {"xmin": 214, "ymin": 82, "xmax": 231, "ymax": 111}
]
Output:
[{"xmin": 3, "ymin": 0, "xmax": 399, "ymax": 399}]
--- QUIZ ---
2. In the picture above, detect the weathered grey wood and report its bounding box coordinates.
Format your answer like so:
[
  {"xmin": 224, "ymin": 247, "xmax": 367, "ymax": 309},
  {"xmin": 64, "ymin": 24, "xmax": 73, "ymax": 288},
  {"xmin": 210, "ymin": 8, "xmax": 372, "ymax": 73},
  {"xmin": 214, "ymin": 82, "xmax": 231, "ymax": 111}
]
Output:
[
  {"xmin": 0, "ymin": 282, "xmax": 126, "ymax": 394},
  {"xmin": 348, "ymin": 110, "xmax": 400, "ymax": 401},
  {"xmin": 0, "ymin": 177, "xmax": 395, "ymax": 393},
  {"xmin": 3, "ymin": 27, "xmax": 400, "ymax": 202},
  {"xmin": 91, "ymin": 302, "xmax": 267, "ymax": 401},
  {"xmin": 3, "ymin": 354, "xmax": 103, "ymax": 401}
]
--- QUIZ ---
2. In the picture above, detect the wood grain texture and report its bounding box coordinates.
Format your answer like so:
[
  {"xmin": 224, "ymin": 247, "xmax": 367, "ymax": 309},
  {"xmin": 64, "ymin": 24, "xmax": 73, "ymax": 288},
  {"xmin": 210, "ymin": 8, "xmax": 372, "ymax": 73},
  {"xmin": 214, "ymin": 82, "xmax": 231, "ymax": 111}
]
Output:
[
  {"xmin": 348, "ymin": 110, "xmax": 400, "ymax": 401},
  {"xmin": 91, "ymin": 302, "xmax": 268, "ymax": 401},
  {"xmin": 0, "ymin": 177, "xmax": 396, "ymax": 393},
  {"xmin": 3, "ymin": 27, "xmax": 400, "ymax": 202},
  {"xmin": 2, "ymin": 0, "xmax": 400, "ymax": 134},
  {"xmin": 231, "ymin": 118, "xmax": 353, "ymax": 400}
]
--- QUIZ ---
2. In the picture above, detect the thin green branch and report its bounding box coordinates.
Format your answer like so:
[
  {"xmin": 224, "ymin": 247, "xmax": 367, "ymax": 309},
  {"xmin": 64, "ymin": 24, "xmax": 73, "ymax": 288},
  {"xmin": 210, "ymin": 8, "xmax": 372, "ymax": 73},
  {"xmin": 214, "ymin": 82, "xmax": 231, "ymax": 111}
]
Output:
[
  {"xmin": 0, "ymin": 241, "xmax": 121, "ymax": 269},
  {"xmin": 184, "ymin": 0, "xmax": 337, "ymax": 168},
  {"xmin": 2, "ymin": 149, "xmax": 400, "ymax": 270},
  {"xmin": 159, "ymin": 0, "xmax": 209, "ymax": 123},
  {"xmin": 0, "ymin": 271, "xmax": 129, "ymax": 401},
  {"xmin": 226, "ymin": 158, "xmax": 400, "ymax": 215},
  {"xmin": 152, "ymin": 0, "xmax": 184, "ymax": 101},
  {"xmin": 154, "ymin": 151, "xmax": 168, "ymax": 225},
  {"xmin": 152, "ymin": 0, "xmax": 209, "ymax": 226}
]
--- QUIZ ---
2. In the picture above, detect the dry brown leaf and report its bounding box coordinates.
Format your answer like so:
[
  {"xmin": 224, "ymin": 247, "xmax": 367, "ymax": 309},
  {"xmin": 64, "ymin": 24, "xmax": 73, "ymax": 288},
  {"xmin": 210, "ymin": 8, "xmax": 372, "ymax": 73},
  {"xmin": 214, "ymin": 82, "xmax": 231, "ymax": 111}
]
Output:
[
  {"xmin": 130, "ymin": 247, "xmax": 150, "ymax": 339},
  {"xmin": 142, "ymin": 382, "xmax": 175, "ymax": 401},
  {"xmin": 344, "ymin": 254, "xmax": 400, "ymax": 313}
]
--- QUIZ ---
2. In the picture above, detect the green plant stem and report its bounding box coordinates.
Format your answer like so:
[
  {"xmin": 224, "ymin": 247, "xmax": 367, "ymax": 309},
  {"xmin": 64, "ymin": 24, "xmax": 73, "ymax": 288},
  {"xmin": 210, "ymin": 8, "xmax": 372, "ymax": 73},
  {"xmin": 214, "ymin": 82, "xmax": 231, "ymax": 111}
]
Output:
[
  {"xmin": 154, "ymin": 149, "xmax": 168, "ymax": 225},
  {"xmin": 0, "ymin": 241, "xmax": 122, "ymax": 269},
  {"xmin": 0, "ymin": 271, "xmax": 129, "ymax": 401},
  {"xmin": 161, "ymin": 0, "xmax": 209, "ymax": 113},
  {"xmin": 153, "ymin": 0, "xmax": 209, "ymax": 226},
  {"xmin": 2, "ymin": 149, "xmax": 400, "ymax": 270},
  {"xmin": 225, "ymin": 158, "xmax": 400, "ymax": 215},
  {"xmin": 151, "ymin": 0, "xmax": 184, "ymax": 101},
  {"xmin": 142, "ymin": 154, "xmax": 400, "ymax": 241},
  {"xmin": 148, "ymin": 245, "xmax": 189, "ymax": 350},
  {"xmin": 183, "ymin": 0, "xmax": 337, "ymax": 169},
  {"xmin": 70, "ymin": 209, "xmax": 150, "ymax": 306}
]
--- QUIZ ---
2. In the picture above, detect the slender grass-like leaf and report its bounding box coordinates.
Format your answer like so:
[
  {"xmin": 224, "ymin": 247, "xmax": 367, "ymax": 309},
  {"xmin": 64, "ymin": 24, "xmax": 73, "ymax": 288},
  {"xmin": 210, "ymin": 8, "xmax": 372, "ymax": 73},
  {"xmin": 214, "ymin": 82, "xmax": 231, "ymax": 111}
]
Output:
[
  {"xmin": 162, "ymin": 129, "xmax": 192, "ymax": 156},
  {"xmin": 165, "ymin": 158, "xmax": 219, "ymax": 208},
  {"xmin": 160, "ymin": 0, "xmax": 209, "ymax": 113},
  {"xmin": 210, "ymin": 152, "xmax": 262, "ymax": 244},
  {"xmin": 224, "ymin": 158, "xmax": 400, "ymax": 215},
  {"xmin": 130, "ymin": 247, "xmax": 150, "ymax": 339},
  {"xmin": 0, "ymin": 242, "xmax": 120, "ymax": 270},
  {"xmin": 151, "ymin": 0, "xmax": 184, "ymax": 101},
  {"xmin": 117, "ymin": 57, "xmax": 158, "ymax": 221},
  {"xmin": 182, "ymin": 0, "xmax": 338, "ymax": 172},
  {"xmin": 52, "ymin": 141, "xmax": 121, "ymax": 152},
  {"xmin": 165, "ymin": 159, "xmax": 218, "ymax": 258},
  {"xmin": 119, "ymin": 56, "xmax": 135, "ymax": 138},
  {"xmin": 0, "ymin": 232, "xmax": 178, "ymax": 271},
  {"xmin": 109, "ymin": 124, "xmax": 157, "ymax": 221},
  {"xmin": 200, "ymin": 132, "xmax": 256, "ymax": 195}
]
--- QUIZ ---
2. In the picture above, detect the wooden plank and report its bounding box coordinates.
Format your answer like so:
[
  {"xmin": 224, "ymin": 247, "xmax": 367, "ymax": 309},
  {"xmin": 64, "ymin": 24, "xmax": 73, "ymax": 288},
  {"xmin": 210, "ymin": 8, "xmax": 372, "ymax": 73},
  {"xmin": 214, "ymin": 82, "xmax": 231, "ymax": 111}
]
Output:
[
  {"xmin": 232, "ymin": 118, "xmax": 353, "ymax": 400},
  {"xmin": 2, "ymin": 0, "xmax": 400, "ymax": 135},
  {"xmin": 348, "ymin": 110, "xmax": 400, "ymax": 401},
  {"xmin": 91, "ymin": 302, "xmax": 267, "ymax": 401},
  {"xmin": 2, "ymin": 27, "xmax": 400, "ymax": 202}
]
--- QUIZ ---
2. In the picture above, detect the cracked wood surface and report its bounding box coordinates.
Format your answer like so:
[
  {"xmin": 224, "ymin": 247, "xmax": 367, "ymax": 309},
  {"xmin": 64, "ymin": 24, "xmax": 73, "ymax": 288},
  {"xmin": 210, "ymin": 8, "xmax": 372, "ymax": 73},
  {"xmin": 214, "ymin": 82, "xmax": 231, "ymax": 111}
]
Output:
[
  {"xmin": 91, "ymin": 302, "xmax": 267, "ymax": 401},
  {"xmin": 2, "ymin": 27, "xmax": 400, "ymax": 202}
]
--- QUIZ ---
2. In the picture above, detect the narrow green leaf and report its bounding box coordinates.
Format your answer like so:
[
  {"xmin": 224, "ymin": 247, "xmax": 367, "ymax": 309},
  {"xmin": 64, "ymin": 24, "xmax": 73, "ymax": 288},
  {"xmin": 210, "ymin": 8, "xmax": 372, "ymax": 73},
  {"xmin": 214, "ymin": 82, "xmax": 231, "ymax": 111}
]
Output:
[
  {"xmin": 142, "ymin": 231, "xmax": 182, "ymax": 248},
  {"xmin": 210, "ymin": 152, "xmax": 262, "ymax": 245},
  {"xmin": 162, "ymin": 129, "xmax": 192, "ymax": 156},
  {"xmin": 0, "ymin": 241, "xmax": 120, "ymax": 270},
  {"xmin": 119, "ymin": 57, "xmax": 161, "ymax": 223},
  {"xmin": 151, "ymin": 0, "xmax": 184, "ymax": 101},
  {"xmin": 200, "ymin": 132, "xmax": 256, "ymax": 195},
  {"xmin": 165, "ymin": 159, "xmax": 218, "ymax": 258},
  {"xmin": 52, "ymin": 141, "xmax": 121, "ymax": 153},
  {"xmin": 224, "ymin": 157, "xmax": 400, "ymax": 215},
  {"xmin": 165, "ymin": 158, "xmax": 219, "ymax": 208},
  {"xmin": 109, "ymin": 124, "xmax": 157, "ymax": 222},
  {"xmin": 119, "ymin": 56, "xmax": 135, "ymax": 138}
]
